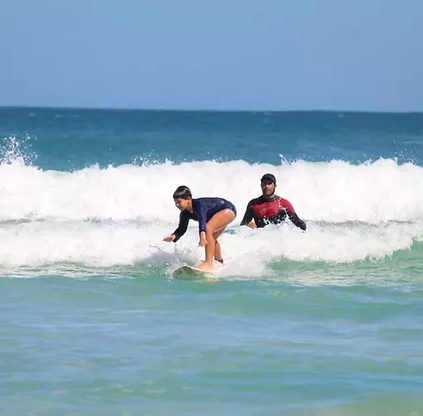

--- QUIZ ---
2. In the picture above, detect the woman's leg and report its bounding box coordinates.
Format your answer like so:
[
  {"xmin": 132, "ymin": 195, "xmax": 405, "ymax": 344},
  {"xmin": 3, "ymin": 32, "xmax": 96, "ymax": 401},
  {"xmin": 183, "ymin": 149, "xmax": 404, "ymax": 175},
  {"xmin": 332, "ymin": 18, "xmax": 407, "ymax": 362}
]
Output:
[
  {"xmin": 213, "ymin": 228, "xmax": 227, "ymax": 262},
  {"xmin": 196, "ymin": 209, "xmax": 235, "ymax": 270}
]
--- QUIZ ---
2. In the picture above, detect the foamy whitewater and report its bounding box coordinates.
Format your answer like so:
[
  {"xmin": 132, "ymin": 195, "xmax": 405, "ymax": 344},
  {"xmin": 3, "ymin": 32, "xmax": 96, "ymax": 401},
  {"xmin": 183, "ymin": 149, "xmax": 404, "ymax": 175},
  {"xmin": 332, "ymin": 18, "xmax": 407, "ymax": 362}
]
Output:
[
  {"xmin": 1, "ymin": 108, "xmax": 423, "ymax": 416},
  {"xmin": 2, "ymin": 153, "xmax": 423, "ymax": 273}
]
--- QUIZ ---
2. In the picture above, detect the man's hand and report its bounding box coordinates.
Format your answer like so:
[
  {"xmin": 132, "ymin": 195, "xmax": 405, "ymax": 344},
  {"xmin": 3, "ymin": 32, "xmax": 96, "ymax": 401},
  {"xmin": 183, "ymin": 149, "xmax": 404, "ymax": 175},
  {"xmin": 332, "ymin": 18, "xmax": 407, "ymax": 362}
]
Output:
[
  {"xmin": 163, "ymin": 235, "xmax": 175, "ymax": 242},
  {"xmin": 247, "ymin": 221, "xmax": 257, "ymax": 229}
]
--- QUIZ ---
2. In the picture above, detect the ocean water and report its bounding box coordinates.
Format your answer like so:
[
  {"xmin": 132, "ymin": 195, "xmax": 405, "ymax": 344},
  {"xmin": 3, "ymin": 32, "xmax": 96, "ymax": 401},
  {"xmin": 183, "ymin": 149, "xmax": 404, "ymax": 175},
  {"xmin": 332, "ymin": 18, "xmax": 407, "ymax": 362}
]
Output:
[{"xmin": 1, "ymin": 107, "xmax": 423, "ymax": 415}]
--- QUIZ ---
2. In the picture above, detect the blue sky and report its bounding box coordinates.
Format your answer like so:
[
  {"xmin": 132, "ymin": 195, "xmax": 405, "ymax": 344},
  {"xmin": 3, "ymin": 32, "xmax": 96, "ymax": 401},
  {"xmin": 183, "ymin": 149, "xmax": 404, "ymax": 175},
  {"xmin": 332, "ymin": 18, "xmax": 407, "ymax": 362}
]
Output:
[{"xmin": 1, "ymin": 0, "xmax": 422, "ymax": 111}]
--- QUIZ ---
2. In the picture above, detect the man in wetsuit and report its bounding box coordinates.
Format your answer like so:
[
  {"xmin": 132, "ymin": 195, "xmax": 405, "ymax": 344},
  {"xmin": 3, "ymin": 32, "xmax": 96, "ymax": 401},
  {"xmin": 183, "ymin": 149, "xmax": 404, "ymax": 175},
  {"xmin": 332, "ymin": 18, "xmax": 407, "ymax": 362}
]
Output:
[{"xmin": 240, "ymin": 173, "xmax": 306, "ymax": 230}]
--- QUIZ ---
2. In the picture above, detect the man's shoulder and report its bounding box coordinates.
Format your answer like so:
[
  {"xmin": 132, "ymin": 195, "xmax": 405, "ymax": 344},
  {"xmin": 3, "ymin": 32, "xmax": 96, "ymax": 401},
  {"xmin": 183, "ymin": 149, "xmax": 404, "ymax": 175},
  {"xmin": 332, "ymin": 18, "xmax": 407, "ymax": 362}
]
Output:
[
  {"xmin": 276, "ymin": 196, "xmax": 295, "ymax": 211},
  {"xmin": 248, "ymin": 196, "xmax": 265, "ymax": 206},
  {"xmin": 276, "ymin": 196, "xmax": 291, "ymax": 204}
]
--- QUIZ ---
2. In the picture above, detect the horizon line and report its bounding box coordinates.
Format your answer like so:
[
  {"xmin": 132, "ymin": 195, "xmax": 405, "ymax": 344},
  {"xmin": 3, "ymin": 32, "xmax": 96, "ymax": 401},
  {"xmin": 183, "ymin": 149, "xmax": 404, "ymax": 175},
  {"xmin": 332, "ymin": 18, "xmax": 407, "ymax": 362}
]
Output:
[{"xmin": 0, "ymin": 104, "xmax": 422, "ymax": 115}]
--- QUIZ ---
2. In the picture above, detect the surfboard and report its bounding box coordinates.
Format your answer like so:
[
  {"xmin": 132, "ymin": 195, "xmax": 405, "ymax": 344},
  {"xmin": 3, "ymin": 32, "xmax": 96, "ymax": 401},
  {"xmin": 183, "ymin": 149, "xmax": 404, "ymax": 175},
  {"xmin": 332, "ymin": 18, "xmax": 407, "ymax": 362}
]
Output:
[{"xmin": 172, "ymin": 265, "xmax": 215, "ymax": 279}]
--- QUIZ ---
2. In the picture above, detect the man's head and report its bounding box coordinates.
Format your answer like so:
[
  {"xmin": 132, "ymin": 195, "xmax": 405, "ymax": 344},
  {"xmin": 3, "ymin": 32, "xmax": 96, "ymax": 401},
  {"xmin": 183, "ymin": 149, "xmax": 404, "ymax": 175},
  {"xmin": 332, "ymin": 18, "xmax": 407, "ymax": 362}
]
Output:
[
  {"xmin": 260, "ymin": 173, "xmax": 276, "ymax": 198},
  {"xmin": 173, "ymin": 185, "xmax": 192, "ymax": 211}
]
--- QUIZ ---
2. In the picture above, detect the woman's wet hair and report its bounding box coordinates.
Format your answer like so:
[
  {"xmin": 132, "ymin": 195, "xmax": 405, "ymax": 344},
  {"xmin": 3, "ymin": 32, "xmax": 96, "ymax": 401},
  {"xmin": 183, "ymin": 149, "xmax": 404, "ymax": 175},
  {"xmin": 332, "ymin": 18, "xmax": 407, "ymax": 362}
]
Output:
[{"xmin": 173, "ymin": 185, "xmax": 192, "ymax": 200}]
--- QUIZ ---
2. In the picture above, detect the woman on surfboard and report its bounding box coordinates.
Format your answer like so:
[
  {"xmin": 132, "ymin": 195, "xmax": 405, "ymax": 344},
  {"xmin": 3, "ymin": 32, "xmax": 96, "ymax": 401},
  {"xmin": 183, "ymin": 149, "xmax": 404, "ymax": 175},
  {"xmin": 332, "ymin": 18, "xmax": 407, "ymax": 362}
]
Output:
[{"xmin": 163, "ymin": 186, "xmax": 237, "ymax": 271}]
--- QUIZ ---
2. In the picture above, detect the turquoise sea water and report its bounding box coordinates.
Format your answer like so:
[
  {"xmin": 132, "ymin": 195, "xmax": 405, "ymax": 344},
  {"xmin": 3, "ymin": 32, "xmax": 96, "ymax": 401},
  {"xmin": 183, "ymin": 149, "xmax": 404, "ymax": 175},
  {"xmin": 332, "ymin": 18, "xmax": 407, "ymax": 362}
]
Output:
[{"xmin": 1, "ymin": 107, "xmax": 423, "ymax": 415}]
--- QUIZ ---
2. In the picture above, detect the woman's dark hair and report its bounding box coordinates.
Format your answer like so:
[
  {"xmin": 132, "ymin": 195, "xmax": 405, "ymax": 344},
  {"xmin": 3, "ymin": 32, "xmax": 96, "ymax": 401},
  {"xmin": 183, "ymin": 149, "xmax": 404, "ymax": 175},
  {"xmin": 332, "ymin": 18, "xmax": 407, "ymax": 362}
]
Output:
[{"xmin": 173, "ymin": 185, "xmax": 192, "ymax": 199}]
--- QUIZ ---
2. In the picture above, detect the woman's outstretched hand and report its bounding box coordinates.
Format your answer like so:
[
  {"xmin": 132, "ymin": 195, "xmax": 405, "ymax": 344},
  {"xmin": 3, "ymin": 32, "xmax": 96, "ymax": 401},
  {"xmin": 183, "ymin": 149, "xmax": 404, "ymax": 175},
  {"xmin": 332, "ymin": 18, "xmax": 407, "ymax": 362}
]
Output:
[{"xmin": 163, "ymin": 235, "xmax": 175, "ymax": 242}]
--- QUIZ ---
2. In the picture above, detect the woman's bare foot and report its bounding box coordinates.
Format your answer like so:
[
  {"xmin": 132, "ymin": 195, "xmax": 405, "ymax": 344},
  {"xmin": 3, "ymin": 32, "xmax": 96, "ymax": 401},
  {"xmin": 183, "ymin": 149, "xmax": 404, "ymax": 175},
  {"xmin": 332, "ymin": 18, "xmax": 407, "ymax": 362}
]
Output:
[{"xmin": 195, "ymin": 261, "xmax": 214, "ymax": 271}]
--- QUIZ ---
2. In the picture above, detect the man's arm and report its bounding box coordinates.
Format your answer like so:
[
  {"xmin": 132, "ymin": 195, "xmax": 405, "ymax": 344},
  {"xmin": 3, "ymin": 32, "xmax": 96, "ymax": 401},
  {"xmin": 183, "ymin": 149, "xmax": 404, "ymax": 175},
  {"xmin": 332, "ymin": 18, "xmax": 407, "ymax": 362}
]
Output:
[
  {"xmin": 240, "ymin": 201, "xmax": 253, "ymax": 226},
  {"xmin": 287, "ymin": 211, "xmax": 307, "ymax": 231},
  {"xmin": 281, "ymin": 198, "xmax": 306, "ymax": 231}
]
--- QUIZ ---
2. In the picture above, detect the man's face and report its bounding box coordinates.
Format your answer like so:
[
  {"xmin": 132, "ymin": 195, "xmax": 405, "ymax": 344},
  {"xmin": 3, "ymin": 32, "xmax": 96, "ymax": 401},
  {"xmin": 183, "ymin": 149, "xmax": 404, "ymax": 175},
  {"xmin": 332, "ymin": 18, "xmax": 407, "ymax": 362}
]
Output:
[{"xmin": 261, "ymin": 180, "xmax": 276, "ymax": 197}]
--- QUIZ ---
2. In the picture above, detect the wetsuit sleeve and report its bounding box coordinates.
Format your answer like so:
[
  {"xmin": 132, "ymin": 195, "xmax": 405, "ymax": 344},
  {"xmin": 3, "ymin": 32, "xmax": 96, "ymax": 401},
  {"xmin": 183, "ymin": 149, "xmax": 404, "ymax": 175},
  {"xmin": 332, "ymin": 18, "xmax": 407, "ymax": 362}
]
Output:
[
  {"xmin": 240, "ymin": 201, "xmax": 254, "ymax": 226},
  {"xmin": 172, "ymin": 212, "xmax": 189, "ymax": 242},
  {"xmin": 194, "ymin": 200, "xmax": 208, "ymax": 234},
  {"xmin": 282, "ymin": 198, "xmax": 306, "ymax": 231},
  {"xmin": 287, "ymin": 211, "xmax": 307, "ymax": 231}
]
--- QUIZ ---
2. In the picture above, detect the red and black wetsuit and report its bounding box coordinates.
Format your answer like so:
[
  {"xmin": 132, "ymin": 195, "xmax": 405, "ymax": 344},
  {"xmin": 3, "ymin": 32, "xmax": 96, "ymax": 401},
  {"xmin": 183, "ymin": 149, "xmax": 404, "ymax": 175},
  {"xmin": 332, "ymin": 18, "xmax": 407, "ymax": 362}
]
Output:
[{"xmin": 240, "ymin": 195, "xmax": 306, "ymax": 230}]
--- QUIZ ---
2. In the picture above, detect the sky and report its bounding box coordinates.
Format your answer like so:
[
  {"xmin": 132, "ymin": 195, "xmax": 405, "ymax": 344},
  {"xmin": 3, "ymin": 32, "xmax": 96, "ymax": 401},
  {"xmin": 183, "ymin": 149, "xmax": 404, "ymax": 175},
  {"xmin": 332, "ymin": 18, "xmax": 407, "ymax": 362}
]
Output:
[{"xmin": 1, "ymin": 0, "xmax": 422, "ymax": 111}]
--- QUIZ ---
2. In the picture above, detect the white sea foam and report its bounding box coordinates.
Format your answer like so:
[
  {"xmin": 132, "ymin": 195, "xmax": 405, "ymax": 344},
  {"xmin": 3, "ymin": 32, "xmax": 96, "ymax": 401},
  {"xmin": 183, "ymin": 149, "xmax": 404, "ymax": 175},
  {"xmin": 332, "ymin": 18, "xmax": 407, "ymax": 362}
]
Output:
[
  {"xmin": 1, "ymin": 158, "xmax": 423, "ymax": 223},
  {"xmin": 1, "ymin": 157, "xmax": 423, "ymax": 271}
]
